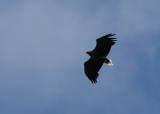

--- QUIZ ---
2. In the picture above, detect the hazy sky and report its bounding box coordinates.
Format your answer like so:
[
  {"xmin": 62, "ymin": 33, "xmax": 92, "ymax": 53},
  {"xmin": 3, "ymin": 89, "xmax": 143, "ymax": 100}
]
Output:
[{"xmin": 0, "ymin": 0, "xmax": 160, "ymax": 114}]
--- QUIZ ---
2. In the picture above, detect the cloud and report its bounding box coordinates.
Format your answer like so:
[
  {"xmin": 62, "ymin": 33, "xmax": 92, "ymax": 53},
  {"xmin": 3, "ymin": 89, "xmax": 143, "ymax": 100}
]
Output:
[{"xmin": 0, "ymin": 0, "xmax": 160, "ymax": 114}]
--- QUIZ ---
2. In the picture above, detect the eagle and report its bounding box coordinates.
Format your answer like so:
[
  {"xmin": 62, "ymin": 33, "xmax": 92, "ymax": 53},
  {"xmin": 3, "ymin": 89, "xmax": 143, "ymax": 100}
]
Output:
[{"xmin": 84, "ymin": 33, "xmax": 117, "ymax": 83}]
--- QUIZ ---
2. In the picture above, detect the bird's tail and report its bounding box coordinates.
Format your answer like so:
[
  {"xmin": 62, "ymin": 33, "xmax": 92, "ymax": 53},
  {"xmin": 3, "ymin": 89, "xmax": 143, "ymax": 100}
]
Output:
[{"xmin": 105, "ymin": 59, "xmax": 113, "ymax": 66}]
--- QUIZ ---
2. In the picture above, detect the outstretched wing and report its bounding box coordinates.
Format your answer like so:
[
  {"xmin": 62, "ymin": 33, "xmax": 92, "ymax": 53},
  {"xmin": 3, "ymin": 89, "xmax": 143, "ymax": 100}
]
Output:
[
  {"xmin": 93, "ymin": 33, "xmax": 117, "ymax": 57},
  {"xmin": 84, "ymin": 58, "xmax": 103, "ymax": 83}
]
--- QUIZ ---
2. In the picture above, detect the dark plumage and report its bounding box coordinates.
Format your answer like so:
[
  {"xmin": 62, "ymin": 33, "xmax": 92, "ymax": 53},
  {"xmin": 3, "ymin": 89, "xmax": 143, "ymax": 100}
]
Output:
[{"xmin": 84, "ymin": 33, "xmax": 117, "ymax": 83}]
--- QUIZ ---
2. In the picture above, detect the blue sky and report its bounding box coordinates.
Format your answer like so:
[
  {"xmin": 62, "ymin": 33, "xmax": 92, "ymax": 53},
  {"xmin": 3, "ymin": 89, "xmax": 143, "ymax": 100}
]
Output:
[{"xmin": 0, "ymin": 0, "xmax": 160, "ymax": 114}]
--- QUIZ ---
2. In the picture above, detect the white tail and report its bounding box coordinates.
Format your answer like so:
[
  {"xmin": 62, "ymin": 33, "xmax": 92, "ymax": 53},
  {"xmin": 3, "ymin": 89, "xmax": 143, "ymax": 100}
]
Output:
[{"xmin": 108, "ymin": 59, "xmax": 113, "ymax": 66}]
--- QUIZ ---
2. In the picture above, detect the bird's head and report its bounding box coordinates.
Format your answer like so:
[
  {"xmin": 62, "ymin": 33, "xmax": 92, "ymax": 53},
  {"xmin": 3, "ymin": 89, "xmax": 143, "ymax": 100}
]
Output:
[{"xmin": 85, "ymin": 51, "xmax": 92, "ymax": 56}]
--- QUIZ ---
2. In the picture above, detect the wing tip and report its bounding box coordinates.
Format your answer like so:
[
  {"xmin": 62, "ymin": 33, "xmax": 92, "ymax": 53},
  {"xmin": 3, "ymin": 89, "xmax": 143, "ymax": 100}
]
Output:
[
  {"xmin": 110, "ymin": 37, "xmax": 117, "ymax": 45},
  {"xmin": 90, "ymin": 79, "xmax": 97, "ymax": 83},
  {"xmin": 104, "ymin": 33, "xmax": 115, "ymax": 38},
  {"xmin": 85, "ymin": 72, "xmax": 98, "ymax": 84},
  {"xmin": 87, "ymin": 75, "xmax": 98, "ymax": 84}
]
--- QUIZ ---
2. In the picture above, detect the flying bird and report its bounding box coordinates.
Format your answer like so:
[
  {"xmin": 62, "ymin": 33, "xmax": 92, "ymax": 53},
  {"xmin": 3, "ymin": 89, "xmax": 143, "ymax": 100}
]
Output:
[{"xmin": 84, "ymin": 33, "xmax": 117, "ymax": 83}]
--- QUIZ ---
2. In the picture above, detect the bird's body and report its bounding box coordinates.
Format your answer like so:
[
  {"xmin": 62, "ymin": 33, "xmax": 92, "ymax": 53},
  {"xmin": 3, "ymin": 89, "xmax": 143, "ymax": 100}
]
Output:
[
  {"xmin": 84, "ymin": 33, "xmax": 117, "ymax": 83},
  {"xmin": 85, "ymin": 51, "xmax": 111, "ymax": 64}
]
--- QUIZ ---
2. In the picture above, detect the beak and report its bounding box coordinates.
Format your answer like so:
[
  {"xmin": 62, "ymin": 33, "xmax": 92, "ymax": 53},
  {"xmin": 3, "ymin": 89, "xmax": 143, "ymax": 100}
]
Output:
[{"xmin": 84, "ymin": 51, "xmax": 87, "ymax": 53}]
